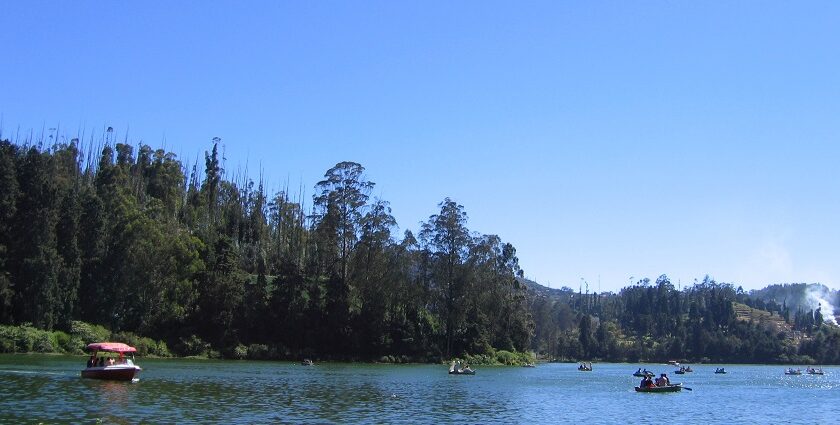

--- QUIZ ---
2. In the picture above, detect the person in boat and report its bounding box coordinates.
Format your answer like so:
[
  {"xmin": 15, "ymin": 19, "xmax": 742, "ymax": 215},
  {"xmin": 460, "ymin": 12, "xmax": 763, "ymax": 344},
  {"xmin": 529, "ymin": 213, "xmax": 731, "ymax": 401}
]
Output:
[
  {"xmin": 86, "ymin": 355, "xmax": 95, "ymax": 368},
  {"xmin": 98, "ymin": 357, "xmax": 105, "ymax": 367},
  {"xmin": 655, "ymin": 373, "xmax": 667, "ymax": 386},
  {"xmin": 636, "ymin": 367, "xmax": 642, "ymax": 374}
]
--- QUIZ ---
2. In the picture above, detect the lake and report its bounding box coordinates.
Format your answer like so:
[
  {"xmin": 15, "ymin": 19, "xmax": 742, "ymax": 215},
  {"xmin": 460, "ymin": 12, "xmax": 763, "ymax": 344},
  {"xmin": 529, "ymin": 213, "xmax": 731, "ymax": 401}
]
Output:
[{"xmin": 1, "ymin": 355, "xmax": 838, "ymax": 424}]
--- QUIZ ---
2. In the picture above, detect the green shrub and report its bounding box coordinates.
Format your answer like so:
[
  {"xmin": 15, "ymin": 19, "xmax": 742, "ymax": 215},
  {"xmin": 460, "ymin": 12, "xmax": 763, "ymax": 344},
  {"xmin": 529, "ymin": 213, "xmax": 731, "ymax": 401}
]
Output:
[
  {"xmin": 247, "ymin": 344, "xmax": 270, "ymax": 360},
  {"xmin": 53, "ymin": 331, "xmax": 72, "ymax": 352},
  {"xmin": 34, "ymin": 332, "xmax": 54, "ymax": 352},
  {"xmin": 0, "ymin": 325, "xmax": 19, "ymax": 352},
  {"xmin": 70, "ymin": 321, "xmax": 111, "ymax": 344},
  {"xmin": 178, "ymin": 334, "xmax": 210, "ymax": 357},
  {"xmin": 231, "ymin": 344, "xmax": 248, "ymax": 360}
]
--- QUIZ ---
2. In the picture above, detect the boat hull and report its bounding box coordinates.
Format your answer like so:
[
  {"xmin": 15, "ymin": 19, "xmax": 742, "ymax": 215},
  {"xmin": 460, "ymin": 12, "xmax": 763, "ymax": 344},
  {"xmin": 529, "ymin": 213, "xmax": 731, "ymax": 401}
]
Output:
[
  {"xmin": 635, "ymin": 385, "xmax": 682, "ymax": 393},
  {"xmin": 81, "ymin": 365, "xmax": 141, "ymax": 381}
]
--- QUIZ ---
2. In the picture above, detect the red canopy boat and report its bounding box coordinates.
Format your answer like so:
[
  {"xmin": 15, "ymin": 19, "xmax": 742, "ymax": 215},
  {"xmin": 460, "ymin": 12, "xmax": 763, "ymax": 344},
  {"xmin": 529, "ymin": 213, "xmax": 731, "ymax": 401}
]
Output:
[{"xmin": 81, "ymin": 342, "xmax": 142, "ymax": 381}]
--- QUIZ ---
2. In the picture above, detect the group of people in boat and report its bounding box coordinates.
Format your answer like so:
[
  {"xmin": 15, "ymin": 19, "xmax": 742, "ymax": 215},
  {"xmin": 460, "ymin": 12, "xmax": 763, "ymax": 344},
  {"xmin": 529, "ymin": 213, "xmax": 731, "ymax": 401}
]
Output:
[
  {"xmin": 639, "ymin": 373, "xmax": 671, "ymax": 388},
  {"xmin": 578, "ymin": 362, "xmax": 592, "ymax": 371},
  {"xmin": 86, "ymin": 355, "xmax": 116, "ymax": 368},
  {"xmin": 85, "ymin": 355, "xmax": 133, "ymax": 368},
  {"xmin": 635, "ymin": 368, "xmax": 652, "ymax": 376},
  {"xmin": 450, "ymin": 360, "xmax": 474, "ymax": 374},
  {"xmin": 715, "ymin": 367, "xmax": 726, "ymax": 374}
]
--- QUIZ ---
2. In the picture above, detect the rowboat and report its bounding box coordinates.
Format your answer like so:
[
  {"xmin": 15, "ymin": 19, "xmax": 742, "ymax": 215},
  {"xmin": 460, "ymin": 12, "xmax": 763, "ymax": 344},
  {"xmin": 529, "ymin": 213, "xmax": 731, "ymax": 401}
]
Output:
[
  {"xmin": 634, "ymin": 384, "xmax": 682, "ymax": 393},
  {"xmin": 784, "ymin": 368, "xmax": 802, "ymax": 375},
  {"xmin": 807, "ymin": 368, "xmax": 824, "ymax": 375},
  {"xmin": 81, "ymin": 342, "xmax": 142, "ymax": 381},
  {"xmin": 449, "ymin": 361, "xmax": 475, "ymax": 375},
  {"xmin": 633, "ymin": 370, "xmax": 654, "ymax": 377}
]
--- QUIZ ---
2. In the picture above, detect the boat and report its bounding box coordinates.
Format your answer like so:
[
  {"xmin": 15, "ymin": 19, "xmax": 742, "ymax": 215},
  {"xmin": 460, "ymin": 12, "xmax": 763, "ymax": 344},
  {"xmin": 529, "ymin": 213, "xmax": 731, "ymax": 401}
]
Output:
[
  {"xmin": 674, "ymin": 369, "xmax": 685, "ymax": 374},
  {"xmin": 634, "ymin": 384, "xmax": 683, "ymax": 393},
  {"xmin": 784, "ymin": 368, "xmax": 802, "ymax": 375},
  {"xmin": 633, "ymin": 369, "xmax": 654, "ymax": 377},
  {"xmin": 714, "ymin": 368, "xmax": 727, "ymax": 374},
  {"xmin": 578, "ymin": 362, "xmax": 592, "ymax": 371},
  {"xmin": 449, "ymin": 361, "xmax": 475, "ymax": 375},
  {"xmin": 522, "ymin": 363, "xmax": 536, "ymax": 368},
  {"xmin": 806, "ymin": 367, "xmax": 824, "ymax": 375},
  {"xmin": 684, "ymin": 366, "xmax": 693, "ymax": 372},
  {"xmin": 301, "ymin": 359, "xmax": 314, "ymax": 366},
  {"xmin": 81, "ymin": 342, "xmax": 142, "ymax": 381}
]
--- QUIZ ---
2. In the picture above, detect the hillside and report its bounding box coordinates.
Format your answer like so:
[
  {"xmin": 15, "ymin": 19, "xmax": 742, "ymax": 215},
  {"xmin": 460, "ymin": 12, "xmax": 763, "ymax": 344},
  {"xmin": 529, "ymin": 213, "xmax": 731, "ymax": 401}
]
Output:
[{"xmin": 733, "ymin": 302, "xmax": 795, "ymax": 339}]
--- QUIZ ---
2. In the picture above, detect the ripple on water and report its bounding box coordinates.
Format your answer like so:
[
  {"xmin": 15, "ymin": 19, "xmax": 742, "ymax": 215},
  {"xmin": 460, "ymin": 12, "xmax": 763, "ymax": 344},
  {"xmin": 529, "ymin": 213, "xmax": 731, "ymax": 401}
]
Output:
[{"xmin": 3, "ymin": 357, "xmax": 840, "ymax": 424}]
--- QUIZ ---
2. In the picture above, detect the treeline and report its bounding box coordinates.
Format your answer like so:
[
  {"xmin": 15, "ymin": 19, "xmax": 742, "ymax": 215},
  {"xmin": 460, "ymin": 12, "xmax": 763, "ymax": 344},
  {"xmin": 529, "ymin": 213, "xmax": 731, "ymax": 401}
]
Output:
[
  {"xmin": 2, "ymin": 135, "xmax": 839, "ymax": 364},
  {"xmin": 529, "ymin": 276, "xmax": 840, "ymax": 364},
  {"xmin": 0, "ymin": 137, "xmax": 532, "ymax": 361}
]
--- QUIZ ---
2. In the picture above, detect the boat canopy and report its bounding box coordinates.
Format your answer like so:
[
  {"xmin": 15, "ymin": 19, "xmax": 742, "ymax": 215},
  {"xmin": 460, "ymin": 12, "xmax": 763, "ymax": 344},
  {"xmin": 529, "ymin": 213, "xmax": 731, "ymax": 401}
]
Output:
[{"xmin": 86, "ymin": 342, "xmax": 137, "ymax": 353}]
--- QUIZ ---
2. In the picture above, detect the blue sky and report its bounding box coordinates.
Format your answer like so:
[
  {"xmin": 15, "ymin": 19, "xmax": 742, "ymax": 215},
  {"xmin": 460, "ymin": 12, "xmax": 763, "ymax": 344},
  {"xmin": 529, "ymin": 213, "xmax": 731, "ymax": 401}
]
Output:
[{"xmin": 2, "ymin": 1, "xmax": 839, "ymax": 292}]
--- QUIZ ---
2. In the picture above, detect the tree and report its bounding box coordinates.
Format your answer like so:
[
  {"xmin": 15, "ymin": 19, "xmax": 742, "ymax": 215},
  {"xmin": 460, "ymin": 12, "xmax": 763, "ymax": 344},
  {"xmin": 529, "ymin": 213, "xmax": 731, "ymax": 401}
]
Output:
[{"xmin": 420, "ymin": 198, "xmax": 471, "ymax": 357}]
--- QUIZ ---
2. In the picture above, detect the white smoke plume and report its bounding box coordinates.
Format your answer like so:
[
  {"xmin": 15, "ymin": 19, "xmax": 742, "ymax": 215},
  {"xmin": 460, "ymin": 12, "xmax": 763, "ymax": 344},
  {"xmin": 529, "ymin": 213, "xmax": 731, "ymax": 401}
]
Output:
[{"xmin": 806, "ymin": 285, "xmax": 838, "ymax": 326}]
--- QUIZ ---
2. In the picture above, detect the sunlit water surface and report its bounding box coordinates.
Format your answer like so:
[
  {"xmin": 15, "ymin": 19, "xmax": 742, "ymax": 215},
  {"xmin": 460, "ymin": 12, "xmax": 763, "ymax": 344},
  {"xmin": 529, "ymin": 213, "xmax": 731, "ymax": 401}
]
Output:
[{"xmin": 1, "ymin": 355, "xmax": 838, "ymax": 424}]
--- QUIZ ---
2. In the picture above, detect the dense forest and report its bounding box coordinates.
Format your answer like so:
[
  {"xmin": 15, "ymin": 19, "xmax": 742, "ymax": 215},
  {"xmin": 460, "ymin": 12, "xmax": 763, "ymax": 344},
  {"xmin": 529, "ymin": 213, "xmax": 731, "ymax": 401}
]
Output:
[{"xmin": 1, "ymin": 136, "xmax": 839, "ymax": 364}]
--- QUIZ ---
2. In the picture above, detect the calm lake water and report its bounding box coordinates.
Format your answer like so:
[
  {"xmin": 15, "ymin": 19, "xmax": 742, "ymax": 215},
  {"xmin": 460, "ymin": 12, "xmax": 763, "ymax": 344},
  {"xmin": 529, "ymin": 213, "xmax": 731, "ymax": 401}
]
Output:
[{"xmin": 1, "ymin": 355, "xmax": 838, "ymax": 424}]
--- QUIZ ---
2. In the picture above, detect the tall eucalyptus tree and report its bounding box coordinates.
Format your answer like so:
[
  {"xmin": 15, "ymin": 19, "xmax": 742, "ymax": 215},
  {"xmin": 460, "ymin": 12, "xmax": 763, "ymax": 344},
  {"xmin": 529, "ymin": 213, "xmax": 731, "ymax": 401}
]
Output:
[{"xmin": 421, "ymin": 198, "xmax": 471, "ymax": 357}]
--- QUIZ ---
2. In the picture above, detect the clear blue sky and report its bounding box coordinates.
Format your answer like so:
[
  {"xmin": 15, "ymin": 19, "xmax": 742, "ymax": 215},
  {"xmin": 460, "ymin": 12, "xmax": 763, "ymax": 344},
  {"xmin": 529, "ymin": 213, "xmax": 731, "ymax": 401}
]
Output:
[{"xmin": 3, "ymin": 1, "xmax": 839, "ymax": 292}]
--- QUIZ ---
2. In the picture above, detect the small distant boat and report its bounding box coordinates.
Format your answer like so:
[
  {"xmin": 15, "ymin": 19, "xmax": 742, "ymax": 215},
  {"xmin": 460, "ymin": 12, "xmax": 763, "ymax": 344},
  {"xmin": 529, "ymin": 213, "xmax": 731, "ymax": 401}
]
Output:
[
  {"xmin": 301, "ymin": 359, "xmax": 314, "ymax": 366},
  {"xmin": 806, "ymin": 367, "xmax": 824, "ymax": 375},
  {"xmin": 522, "ymin": 363, "xmax": 536, "ymax": 368},
  {"xmin": 634, "ymin": 384, "xmax": 683, "ymax": 393},
  {"xmin": 784, "ymin": 368, "xmax": 802, "ymax": 375},
  {"xmin": 578, "ymin": 362, "xmax": 592, "ymax": 371},
  {"xmin": 633, "ymin": 369, "xmax": 654, "ymax": 377},
  {"xmin": 81, "ymin": 342, "xmax": 142, "ymax": 381},
  {"xmin": 714, "ymin": 368, "xmax": 727, "ymax": 374},
  {"xmin": 684, "ymin": 366, "xmax": 693, "ymax": 372},
  {"xmin": 675, "ymin": 366, "xmax": 692, "ymax": 374},
  {"xmin": 449, "ymin": 361, "xmax": 475, "ymax": 375}
]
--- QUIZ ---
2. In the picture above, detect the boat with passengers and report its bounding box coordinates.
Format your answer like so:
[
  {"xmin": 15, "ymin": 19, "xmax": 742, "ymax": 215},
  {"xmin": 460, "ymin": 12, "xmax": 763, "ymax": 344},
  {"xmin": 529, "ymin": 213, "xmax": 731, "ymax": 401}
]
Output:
[
  {"xmin": 81, "ymin": 342, "xmax": 142, "ymax": 381},
  {"xmin": 634, "ymin": 383, "xmax": 683, "ymax": 393}
]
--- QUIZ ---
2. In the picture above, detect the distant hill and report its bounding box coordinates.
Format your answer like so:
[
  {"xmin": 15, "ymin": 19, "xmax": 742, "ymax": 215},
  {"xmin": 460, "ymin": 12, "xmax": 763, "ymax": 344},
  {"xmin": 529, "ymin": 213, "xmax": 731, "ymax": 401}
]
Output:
[
  {"xmin": 519, "ymin": 277, "xmax": 574, "ymax": 300},
  {"xmin": 748, "ymin": 283, "xmax": 839, "ymax": 325}
]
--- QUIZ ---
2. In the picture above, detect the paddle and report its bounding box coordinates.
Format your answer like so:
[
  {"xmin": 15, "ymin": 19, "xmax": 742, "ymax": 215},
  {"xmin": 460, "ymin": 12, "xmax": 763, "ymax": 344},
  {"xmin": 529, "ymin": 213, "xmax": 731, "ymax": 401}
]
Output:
[{"xmin": 681, "ymin": 386, "xmax": 693, "ymax": 391}]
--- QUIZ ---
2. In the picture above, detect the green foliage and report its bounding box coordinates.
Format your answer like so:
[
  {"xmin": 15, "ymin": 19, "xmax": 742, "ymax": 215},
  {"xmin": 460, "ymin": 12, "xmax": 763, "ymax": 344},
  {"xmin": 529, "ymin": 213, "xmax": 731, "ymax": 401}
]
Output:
[
  {"xmin": 2, "ymin": 136, "xmax": 839, "ymax": 364},
  {"xmin": 111, "ymin": 331, "xmax": 171, "ymax": 357},
  {"xmin": 0, "ymin": 324, "xmax": 72, "ymax": 353},
  {"xmin": 70, "ymin": 321, "xmax": 111, "ymax": 344},
  {"xmin": 178, "ymin": 334, "xmax": 211, "ymax": 357}
]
